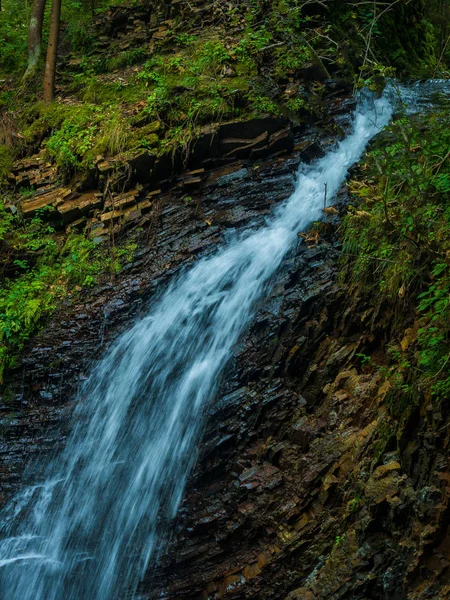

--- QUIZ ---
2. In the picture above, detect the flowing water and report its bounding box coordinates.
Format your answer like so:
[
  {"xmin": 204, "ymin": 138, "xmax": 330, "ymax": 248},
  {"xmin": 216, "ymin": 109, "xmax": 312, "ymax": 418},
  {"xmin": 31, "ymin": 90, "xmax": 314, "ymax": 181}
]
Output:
[{"xmin": 0, "ymin": 84, "xmax": 441, "ymax": 599}]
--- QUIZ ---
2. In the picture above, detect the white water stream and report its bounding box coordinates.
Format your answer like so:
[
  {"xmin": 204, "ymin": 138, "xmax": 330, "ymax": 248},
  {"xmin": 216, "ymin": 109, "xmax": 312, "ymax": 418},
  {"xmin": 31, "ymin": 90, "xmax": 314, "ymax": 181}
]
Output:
[{"xmin": 0, "ymin": 85, "xmax": 432, "ymax": 599}]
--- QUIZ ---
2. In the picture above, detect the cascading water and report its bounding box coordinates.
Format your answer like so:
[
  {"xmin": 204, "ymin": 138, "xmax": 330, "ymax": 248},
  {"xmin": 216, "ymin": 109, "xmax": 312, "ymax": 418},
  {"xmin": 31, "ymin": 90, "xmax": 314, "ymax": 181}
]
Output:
[{"xmin": 0, "ymin": 87, "xmax": 413, "ymax": 599}]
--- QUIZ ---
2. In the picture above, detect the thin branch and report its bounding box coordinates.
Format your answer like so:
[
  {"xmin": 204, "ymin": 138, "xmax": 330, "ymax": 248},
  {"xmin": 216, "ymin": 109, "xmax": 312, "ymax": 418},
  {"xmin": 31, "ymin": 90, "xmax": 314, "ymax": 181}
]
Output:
[{"xmin": 357, "ymin": 0, "xmax": 412, "ymax": 89}]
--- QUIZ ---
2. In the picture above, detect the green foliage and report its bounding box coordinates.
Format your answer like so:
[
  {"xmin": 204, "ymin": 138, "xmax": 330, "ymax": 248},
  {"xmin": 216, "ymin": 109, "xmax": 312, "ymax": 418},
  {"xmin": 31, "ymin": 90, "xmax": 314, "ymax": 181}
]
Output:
[
  {"xmin": 0, "ymin": 1, "xmax": 28, "ymax": 75},
  {"xmin": 329, "ymin": 0, "xmax": 443, "ymax": 79},
  {"xmin": 45, "ymin": 109, "xmax": 100, "ymax": 170},
  {"xmin": 416, "ymin": 263, "xmax": 450, "ymax": 400},
  {"xmin": 23, "ymin": 103, "xmax": 134, "ymax": 173},
  {"xmin": 246, "ymin": 90, "xmax": 279, "ymax": 115},
  {"xmin": 63, "ymin": 19, "xmax": 97, "ymax": 54},
  {"xmin": 133, "ymin": 24, "xmax": 311, "ymax": 128},
  {"xmin": 355, "ymin": 64, "xmax": 396, "ymax": 93},
  {"xmin": 112, "ymin": 240, "xmax": 138, "ymax": 271},
  {"xmin": 0, "ymin": 202, "xmax": 13, "ymax": 241},
  {"xmin": 0, "ymin": 0, "xmax": 447, "ymax": 390},
  {"xmin": 95, "ymin": 112, "xmax": 133, "ymax": 156},
  {"xmin": 347, "ymin": 496, "xmax": 361, "ymax": 513},
  {"xmin": 341, "ymin": 107, "xmax": 450, "ymax": 409},
  {"xmin": 236, "ymin": 26, "xmax": 273, "ymax": 58},
  {"xmin": 0, "ymin": 0, "xmax": 98, "ymax": 79},
  {"xmin": 0, "ymin": 205, "xmax": 90, "ymax": 379},
  {"xmin": 135, "ymin": 37, "xmax": 236, "ymax": 126},
  {"xmin": 103, "ymin": 47, "xmax": 147, "ymax": 72},
  {"xmin": 0, "ymin": 201, "xmax": 137, "ymax": 381},
  {"xmin": 273, "ymin": 47, "xmax": 311, "ymax": 79},
  {"xmin": 285, "ymin": 96, "xmax": 309, "ymax": 114},
  {"xmin": 1, "ymin": 0, "xmax": 446, "ymax": 182},
  {"xmin": 174, "ymin": 33, "xmax": 198, "ymax": 47},
  {"xmin": 356, "ymin": 352, "xmax": 371, "ymax": 366}
]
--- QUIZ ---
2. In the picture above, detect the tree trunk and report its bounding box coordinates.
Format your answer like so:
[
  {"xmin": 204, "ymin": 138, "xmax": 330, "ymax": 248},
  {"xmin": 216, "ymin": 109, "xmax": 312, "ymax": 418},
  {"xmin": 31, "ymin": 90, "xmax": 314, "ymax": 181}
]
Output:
[
  {"xmin": 43, "ymin": 0, "xmax": 62, "ymax": 104},
  {"xmin": 23, "ymin": 0, "xmax": 47, "ymax": 81}
]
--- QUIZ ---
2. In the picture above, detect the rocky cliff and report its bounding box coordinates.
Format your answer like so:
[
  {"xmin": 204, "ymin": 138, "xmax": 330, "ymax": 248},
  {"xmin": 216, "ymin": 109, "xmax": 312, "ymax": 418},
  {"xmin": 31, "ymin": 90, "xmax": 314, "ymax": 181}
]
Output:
[
  {"xmin": 143, "ymin": 198, "xmax": 450, "ymax": 600},
  {"xmin": 2, "ymin": 101, "xmax": 450, "ymax": 600},
  {"xmin": 1, "ymin": 1, "xmax": 449, "ymax": 599}
]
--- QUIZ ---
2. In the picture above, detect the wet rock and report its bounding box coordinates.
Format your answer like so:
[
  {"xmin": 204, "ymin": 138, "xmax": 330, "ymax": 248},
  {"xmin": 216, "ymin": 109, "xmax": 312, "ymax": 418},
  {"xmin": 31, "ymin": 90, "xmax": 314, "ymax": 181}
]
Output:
[
  {"xmin": 291, "ymin": 418, "xmax": 317, "ymax": 450},
  {"xmin": 285, "ymin": 588, "xmax": 316, "ymax": 600},
  {"xmin": 365, "ymin": 461, "xmax": 403, "ymax": 505}
]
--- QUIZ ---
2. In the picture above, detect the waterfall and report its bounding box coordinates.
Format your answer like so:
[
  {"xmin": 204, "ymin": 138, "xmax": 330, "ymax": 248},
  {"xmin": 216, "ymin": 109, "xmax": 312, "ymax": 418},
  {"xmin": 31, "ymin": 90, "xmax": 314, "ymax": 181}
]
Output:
[{"xmin": 0, "ymin": 90, "xmax": 397, "ymax": 599}]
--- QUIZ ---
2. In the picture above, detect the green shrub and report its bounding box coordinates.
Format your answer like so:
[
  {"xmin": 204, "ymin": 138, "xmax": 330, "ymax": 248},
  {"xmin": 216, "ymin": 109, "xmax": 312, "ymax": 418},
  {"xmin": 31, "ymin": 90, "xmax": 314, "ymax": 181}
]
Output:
[
  {"xmin": 341, "ymin": 108, "xmax": 450, "ymax": 408},
  {"xmin": 0, "ymin": 202, "xmax": 138, "ymax": 381}
]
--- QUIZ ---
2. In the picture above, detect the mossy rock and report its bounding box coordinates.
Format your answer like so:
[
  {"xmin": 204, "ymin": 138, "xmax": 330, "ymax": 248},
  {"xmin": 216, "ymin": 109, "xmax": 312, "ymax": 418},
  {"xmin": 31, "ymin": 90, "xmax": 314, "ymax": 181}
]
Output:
[
  {"xmin": 133, "ymin": 132, "xmax": 160, "ymax": 150},
  {"xmin": 132, "ymin": 120, "xmax": 162, "ymax": 136}
]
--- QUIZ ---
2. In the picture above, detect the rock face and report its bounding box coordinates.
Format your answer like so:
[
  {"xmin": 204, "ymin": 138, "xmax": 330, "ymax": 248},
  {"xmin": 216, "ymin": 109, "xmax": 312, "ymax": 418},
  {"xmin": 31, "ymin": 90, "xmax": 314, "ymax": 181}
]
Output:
[
  {"xmin": 6, "ymin": 0, "xmax": 351, "ymax": 239},
  {"xmin": 139, "ymin": 201, "xmax": 450, "ymax": 599},
  {"xmin": 9, "ymin": 116, "xmax": 295, "ymax": 238},
  {"xmin": 0, "ymin": 125, "xmax": 314, "ymax": 504},
  {"xmin": 1, "ymin": 107, "xmax": 449, "ymax": 600}
]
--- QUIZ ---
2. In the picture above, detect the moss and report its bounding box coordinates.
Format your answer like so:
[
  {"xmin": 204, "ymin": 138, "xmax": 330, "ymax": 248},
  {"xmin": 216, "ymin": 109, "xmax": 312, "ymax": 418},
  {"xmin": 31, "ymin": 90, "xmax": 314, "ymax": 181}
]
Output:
[
  {"xmin": 273, "ymin": 46, "xmax": 312, "ymax": 80},
  {"xmin": 103, "ymin": 47, "xmax": 148, "ymax": 72},
  {"xmin": 22, "ymin": 102, "xmax": 78, "ymax": 145},
  {"xmin": 158, "ymin": 123, "xmax": 197, "ymax": 157},
  {"xmin": 0, "ymin": 0, "xmax": 447, "ymax": 389},
  {"xmin": 133, "ymin": 132, "xmax": 159, "ymax": 150},
  {"xmin": 0, "ymin": 145, "xmax": 13, "ymax": 183},
  {"xmin": 20, "ymin": 103, "xmax": 134, "ymax": 173},
  {"xmin": 88, "ymin": 111, "xmax": 133, "ymax": 158},
  {"xmin": 74, "ymin": 78, "xmax": 143, "ymax": 105},
  {"xmin": 3, "ymin": 0, "xmax": 445, "ymax": 186},
  {"xmin": 136, "ymin": 120, "xmax": 161, "ymax": 135},
  {"xmin": 44, "ymin": 106, "xmax": 103, "ymax": 171}
]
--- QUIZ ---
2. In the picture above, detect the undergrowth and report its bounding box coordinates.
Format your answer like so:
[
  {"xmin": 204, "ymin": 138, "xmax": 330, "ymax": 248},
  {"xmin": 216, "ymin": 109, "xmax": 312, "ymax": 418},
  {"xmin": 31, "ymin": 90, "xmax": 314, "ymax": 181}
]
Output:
[
  {"xmin": 341, "ymin": 105, "xmax": 450, "ymax": 414},
  {"xmin": 0, "ymin": 204, "xmax": 137, "ymax": 381},
  {"xmin": 2, "ymin": 0, "xmax": 446, "ymax": 183}
]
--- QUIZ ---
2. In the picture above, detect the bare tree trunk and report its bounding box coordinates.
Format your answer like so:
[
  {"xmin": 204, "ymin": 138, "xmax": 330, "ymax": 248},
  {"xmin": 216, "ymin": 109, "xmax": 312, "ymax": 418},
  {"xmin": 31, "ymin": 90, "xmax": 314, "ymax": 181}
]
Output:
[
  {"xmin": 23, "ymin": 0, "xmax": 47, "ymax": 81},
  {"xmin": 43, "ymin": 0, "xmax": 62, "ymax": 104}
]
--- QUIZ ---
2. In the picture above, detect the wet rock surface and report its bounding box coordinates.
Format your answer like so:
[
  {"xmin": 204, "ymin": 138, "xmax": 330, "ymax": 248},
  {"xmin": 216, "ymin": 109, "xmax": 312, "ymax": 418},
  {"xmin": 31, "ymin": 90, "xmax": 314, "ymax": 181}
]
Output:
[
  {"xmin": 139, "ymin": 206, "xmax": 450, "ymax": 600},
  {"xmin": 0, "ymin": 124, "xmax": 318, "ymax": 503},
  {"xmin": 1, "ymin": 104, "xmax": 450, "ymax": 600}
]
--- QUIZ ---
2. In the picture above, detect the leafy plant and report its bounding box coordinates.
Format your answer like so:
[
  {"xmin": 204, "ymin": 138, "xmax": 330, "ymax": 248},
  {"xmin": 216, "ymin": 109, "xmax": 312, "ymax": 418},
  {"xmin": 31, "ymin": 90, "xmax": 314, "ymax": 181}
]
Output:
[
  {"xmin": 0, "ymin": 202, "xmax": 118, "ymax": 381},
  {"xmin": 341, "ymin": 108, "xmax": 450, "ymax": 410},
  {"xmin": 356, "ymin": 352, "xmax": 371, "ymax": 366}
]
